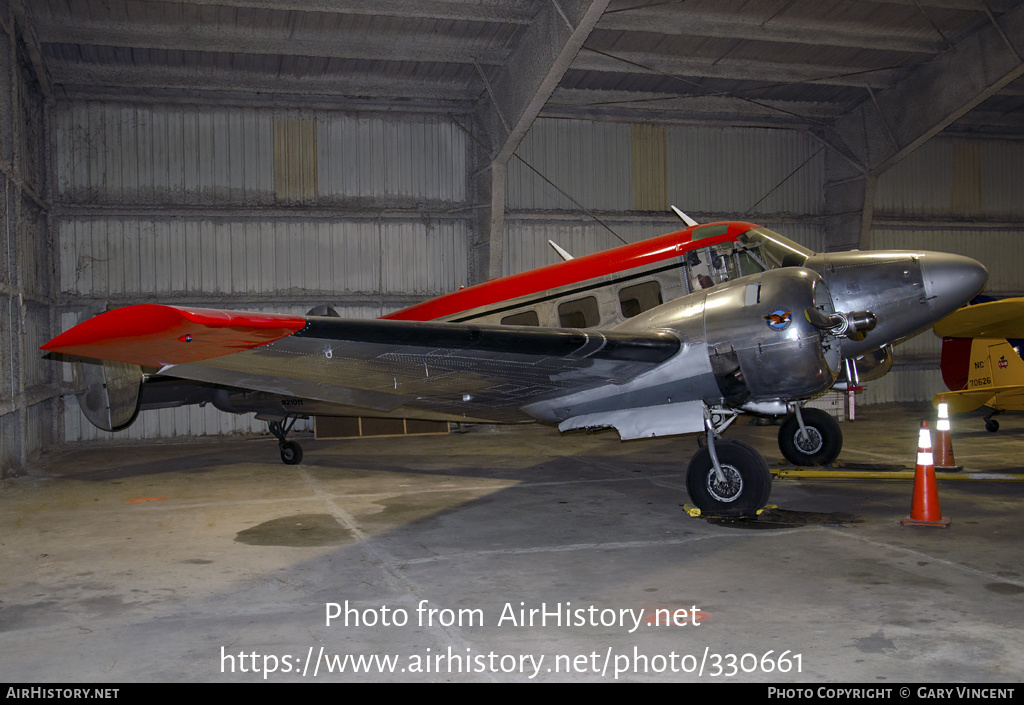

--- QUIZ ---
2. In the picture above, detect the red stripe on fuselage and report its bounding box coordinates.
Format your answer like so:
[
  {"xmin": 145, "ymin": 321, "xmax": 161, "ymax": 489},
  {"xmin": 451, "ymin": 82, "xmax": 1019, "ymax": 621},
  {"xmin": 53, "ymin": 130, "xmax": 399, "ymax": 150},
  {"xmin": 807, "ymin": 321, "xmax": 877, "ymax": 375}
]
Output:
[{"xmin": 383, "ymin": 221, "xmax": 758, "ymax": 322}]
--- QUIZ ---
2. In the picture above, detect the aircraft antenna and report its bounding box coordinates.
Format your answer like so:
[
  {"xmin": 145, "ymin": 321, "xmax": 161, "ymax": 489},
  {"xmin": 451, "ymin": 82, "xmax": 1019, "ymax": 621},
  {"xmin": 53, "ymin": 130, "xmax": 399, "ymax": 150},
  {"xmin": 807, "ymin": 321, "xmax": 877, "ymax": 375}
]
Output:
[
  {"xmin": 670, "ymin": 206, "xmax": 698, "ymax": 226},
  {"xmin": 548, "ymin": 240, "xmax": 574, "ymax": 261}
]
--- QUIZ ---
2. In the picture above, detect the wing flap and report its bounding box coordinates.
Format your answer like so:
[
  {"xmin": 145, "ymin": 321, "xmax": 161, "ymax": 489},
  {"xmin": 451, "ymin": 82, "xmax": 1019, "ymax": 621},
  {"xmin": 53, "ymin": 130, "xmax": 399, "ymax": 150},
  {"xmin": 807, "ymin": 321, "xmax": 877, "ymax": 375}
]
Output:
[{"xmin": 41, "ymin": 305, "xmax": 307, "ymax": 367}]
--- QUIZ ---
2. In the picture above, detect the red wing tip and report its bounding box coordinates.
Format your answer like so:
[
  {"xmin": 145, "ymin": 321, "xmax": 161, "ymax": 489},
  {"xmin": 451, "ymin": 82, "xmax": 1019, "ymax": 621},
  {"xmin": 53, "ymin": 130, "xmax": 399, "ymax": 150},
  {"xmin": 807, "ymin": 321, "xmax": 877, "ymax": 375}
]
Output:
[{"xmin": 41, "ymin": 304, "xmax": 307, "ymax": 366}]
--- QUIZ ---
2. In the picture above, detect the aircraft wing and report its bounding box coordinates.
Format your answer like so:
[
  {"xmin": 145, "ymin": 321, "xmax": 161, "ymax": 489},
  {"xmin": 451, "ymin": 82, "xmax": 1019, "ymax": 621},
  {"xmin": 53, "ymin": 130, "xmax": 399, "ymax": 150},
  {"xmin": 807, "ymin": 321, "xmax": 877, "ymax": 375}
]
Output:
[
  {"xmin": 933, "ymin": 297, "xmax": 1024, "ymax": 339},
  {"xmin": 933, "ymin": 386, "xmax": 1024, "ymax": 414},
  {"xmin": 41, "ymin": 304, "xmax": 682, "ymax": 424}
]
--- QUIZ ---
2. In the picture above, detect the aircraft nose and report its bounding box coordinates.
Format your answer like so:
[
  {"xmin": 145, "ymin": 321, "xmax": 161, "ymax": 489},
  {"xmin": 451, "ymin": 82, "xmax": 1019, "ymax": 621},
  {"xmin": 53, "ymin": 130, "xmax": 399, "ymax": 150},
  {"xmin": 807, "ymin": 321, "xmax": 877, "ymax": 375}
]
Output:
[{"xmin": 919, "ymin": 253, "xmax": 988, "ymax": 319}]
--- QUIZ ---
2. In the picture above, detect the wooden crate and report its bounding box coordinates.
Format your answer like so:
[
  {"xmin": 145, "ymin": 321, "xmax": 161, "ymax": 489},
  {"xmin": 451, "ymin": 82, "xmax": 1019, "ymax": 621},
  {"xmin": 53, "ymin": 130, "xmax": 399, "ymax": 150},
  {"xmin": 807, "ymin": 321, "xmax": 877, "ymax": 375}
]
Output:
[{"xmin": 314, "ymin": 416, "xmax": 450, "ymax": 440}]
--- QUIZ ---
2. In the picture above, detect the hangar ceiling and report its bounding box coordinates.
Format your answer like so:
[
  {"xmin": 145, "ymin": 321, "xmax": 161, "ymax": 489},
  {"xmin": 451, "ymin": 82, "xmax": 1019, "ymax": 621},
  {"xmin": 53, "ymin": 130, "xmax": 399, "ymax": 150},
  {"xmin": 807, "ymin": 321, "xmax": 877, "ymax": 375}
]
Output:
[
  {"xmin": 17, "ymin": 0, "xmax": 1024, "ymax": 140},
  {"xmin": 14, "ymin": 0, "xmax": 1024, "ymax": 268}
]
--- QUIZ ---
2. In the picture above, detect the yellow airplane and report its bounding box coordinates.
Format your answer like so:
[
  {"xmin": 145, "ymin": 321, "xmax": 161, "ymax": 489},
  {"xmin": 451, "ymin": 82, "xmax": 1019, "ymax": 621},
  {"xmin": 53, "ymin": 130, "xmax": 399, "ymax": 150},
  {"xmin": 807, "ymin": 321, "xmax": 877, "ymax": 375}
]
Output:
[{"xmin": 934, "ymin": 297, "xmax": 1024, "ymax": 432}]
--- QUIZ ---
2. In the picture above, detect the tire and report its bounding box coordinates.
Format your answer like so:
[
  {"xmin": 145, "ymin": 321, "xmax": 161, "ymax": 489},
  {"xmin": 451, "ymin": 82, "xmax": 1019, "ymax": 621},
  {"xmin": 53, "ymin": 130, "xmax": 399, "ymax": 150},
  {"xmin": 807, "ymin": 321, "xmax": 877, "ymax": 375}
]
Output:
[
  {"xmin": 686, "ymin": 440, "xmax": 772, "ymax": 516},
  {"xmin": 778, "ymin": 408, "xmax": 842, "ymax": 466},
  {"xmin": 986, "ymin": 419, "xmax": 1000, "ymax": 433},
  {"xmin": 280, "ymin": 440, "xmax": 303, "ymax": 465}
]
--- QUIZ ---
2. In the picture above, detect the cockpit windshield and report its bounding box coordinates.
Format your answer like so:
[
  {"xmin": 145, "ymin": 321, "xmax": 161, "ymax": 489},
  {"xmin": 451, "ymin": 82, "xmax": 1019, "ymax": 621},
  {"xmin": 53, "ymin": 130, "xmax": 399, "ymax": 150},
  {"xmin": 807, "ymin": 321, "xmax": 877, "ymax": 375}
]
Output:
[
  {"xmin": 736, "ymin": 227, "xmax": 814, "ymax": 269},
  {"xmin": 683, "ymin": 226, "xmax": 815, "ymax": 293}
]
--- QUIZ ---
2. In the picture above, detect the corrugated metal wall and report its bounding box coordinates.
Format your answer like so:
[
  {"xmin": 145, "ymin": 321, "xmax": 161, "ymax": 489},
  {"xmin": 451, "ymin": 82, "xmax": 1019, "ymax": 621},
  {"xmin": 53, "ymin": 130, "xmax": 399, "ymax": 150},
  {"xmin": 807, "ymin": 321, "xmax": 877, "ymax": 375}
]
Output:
[
  {"xmin": 507, "ymin": 118, "xmax": 825, "ymax": 216},
  {"xmin": 54, "ymin": 104, "xmax": 468, "ymax": 207},
  {"xmin": 58, "ymin": 218, "xmax": 467, "ymax": 301},
  {"xmin": 52, "ymin": 102, "xmax": 471, "ymax": 442},
  {"xmin": 876, "ymin": 138, "xmax": 1024, "ymax": 219},
  {"xmin": 867, "ymin": 136, "xmax": 1024, "ymax": 404},
  {"xmin": 1, "ymin": 3, "xmax": 56, "ymax": 478},
  {"xmin": 504, "ymin": 118, "xmax": 826, "ymax": 275}
]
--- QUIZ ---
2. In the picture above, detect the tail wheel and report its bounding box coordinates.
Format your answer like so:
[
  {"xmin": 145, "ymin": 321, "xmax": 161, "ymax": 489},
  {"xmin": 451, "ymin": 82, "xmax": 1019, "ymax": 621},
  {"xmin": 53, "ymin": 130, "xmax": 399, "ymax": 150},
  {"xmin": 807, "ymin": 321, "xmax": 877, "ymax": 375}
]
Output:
[
  {"xmin": 778, "ymin": 408, "xmax": 842, "ymax": 466},
  {"xmin": 686, "ymin": 440, "xmax": 772, "ymax": 517}
]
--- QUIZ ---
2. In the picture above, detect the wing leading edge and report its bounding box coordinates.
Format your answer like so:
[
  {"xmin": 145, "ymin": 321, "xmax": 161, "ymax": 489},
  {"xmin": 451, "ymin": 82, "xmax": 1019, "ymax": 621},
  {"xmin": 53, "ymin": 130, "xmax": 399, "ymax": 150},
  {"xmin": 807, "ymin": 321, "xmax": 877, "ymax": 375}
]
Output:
[
  {"xmin": 43, "ymin": 304, "xmax": 682, "ymax": 424},
  {"xmin": 933, "ymin": 297, "xmax": 1024, "ymax": 339}
]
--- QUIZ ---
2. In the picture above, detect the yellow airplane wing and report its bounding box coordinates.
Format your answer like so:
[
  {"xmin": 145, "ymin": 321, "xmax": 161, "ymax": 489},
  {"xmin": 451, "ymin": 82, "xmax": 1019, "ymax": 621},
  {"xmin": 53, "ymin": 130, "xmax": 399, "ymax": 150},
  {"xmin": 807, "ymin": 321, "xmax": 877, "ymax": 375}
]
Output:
[
  {"xmin": 934, "ymin": 297, "xmax": 1024, "ymax": 338},
  {"xmin": 933, "ymin": 386, "xmax": 1024, "ymax": 413},
  {"xmin": 933, "ymin": 389, "xmax": 995, "ymax": 413}
]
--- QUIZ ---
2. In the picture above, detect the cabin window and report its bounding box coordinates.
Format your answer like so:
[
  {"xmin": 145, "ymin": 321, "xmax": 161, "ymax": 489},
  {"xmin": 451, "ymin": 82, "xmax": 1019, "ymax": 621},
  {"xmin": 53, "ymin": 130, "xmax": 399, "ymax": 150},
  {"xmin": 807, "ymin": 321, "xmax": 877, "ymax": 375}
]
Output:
[
  {"xmin": 558, "ymin": 296, "xmax": 600, "ymax": 328},
  {"xmin": 618, "ymin": 281, "xmax": 663, "ymax": 318},
  {"xmin": 501, "ymin": 310, "xmax": 540, "ymax": 326}
]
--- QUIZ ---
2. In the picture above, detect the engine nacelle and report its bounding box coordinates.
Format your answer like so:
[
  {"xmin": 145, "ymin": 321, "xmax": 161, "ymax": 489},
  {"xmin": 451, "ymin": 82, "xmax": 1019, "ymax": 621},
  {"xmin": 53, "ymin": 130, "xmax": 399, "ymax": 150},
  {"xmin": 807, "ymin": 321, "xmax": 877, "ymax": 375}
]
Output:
[
  {"xmin": 72, "ymin": 359, "xmax": 144, "ymax": 432},
  {"xmin": 700, "ymin": 267, "xmax": 839, "ymax": 405}
]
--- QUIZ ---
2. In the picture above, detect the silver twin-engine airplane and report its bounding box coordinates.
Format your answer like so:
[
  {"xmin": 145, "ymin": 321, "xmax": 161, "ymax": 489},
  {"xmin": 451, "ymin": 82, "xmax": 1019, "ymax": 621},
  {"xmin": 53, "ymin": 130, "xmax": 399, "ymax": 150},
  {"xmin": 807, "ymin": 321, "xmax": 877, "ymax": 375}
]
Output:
[{"xmin": 42, "ymin": 216, "xmax": 987, "ymax": 516}]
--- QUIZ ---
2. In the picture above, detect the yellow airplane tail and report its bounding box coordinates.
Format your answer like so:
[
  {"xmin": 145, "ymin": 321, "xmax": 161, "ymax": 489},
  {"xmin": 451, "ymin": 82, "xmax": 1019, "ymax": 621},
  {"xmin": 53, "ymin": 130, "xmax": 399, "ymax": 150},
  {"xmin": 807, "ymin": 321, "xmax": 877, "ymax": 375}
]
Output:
[
  {"xmin": 937, "ymin": 335, "xmax": 1024, "ymax": 423},
  {"xmin": 934, "ymin": 297, "xmax": 1024, "ymax": 427}
]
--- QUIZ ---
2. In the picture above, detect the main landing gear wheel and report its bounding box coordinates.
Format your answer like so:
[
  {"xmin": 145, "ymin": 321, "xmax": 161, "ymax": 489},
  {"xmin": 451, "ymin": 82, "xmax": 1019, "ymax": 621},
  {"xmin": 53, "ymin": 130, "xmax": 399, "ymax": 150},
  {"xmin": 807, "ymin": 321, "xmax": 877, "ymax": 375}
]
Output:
[
  {"xmin": 686, "ymin": 440, "xmax": 772, "ymax": 517},
  {"xmin": 280, "ymin": 440, "xmax": 303, "ymax": 465},
  {"xmin": 778, "ymin": 407, "xmax": 842, "ymax": 466},
  {"xmin": 268, "ymin": 417, "xmax": 303, "ymax": 465}
]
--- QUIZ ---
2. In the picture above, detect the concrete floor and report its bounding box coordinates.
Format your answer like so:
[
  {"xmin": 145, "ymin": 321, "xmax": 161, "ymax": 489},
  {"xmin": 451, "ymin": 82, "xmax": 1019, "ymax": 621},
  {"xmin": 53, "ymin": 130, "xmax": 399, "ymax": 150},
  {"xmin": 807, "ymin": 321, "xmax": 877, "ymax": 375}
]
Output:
[{"xmin": 1, "ymin": 404, "xmax": 1022, "ymax": 683}]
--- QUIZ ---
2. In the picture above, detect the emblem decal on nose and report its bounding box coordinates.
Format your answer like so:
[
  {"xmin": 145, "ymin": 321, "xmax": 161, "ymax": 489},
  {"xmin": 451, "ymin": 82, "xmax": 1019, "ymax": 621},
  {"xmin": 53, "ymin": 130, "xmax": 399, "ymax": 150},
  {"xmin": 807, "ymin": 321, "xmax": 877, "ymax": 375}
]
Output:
[{"xmin": 764, "ymin": 309, "xmax": 792, "ymax": 331}]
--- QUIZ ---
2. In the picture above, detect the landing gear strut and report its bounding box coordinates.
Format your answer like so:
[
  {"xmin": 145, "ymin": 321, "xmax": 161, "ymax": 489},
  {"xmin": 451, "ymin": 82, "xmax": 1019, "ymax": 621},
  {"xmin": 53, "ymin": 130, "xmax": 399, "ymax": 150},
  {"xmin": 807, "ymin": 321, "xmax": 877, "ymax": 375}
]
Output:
[
  {"xmin": 778, "ymin": 406, "xmax": 842, "ymax": 466},
  {"xmin": 685, "ymin": 409, "xmax": 772, "ymax": 516},
  {"xmin": 268, "ymin": 417, "xmax": 303, "ymax": 465}
]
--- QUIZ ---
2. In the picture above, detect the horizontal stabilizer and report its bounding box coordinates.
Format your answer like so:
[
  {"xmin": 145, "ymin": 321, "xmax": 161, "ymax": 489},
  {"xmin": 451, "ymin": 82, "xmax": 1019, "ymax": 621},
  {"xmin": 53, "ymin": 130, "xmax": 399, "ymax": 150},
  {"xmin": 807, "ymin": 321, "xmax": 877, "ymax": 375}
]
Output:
[{"xmin": 933, "ymin": 386, "xmax": 1024, "ymax": 414}]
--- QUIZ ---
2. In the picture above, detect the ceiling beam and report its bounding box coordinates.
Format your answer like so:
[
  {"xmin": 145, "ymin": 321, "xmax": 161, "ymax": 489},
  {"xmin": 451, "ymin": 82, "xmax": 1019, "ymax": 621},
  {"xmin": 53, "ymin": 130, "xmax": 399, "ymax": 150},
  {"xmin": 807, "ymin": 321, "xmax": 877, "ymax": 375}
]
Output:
[
  {"xmin": 46, "ymin": 59, "xmax": 478, "ymax": 103},
  {"xmin": 845, "ymin": 0, "xmax": 1018, "ymax": 11},
  {"xmin": 37, "ymin": 14, "xmax": 510, "ymax": 66},
  {"xmin": 545, "ymin": 87, "xmax": 846, "ymax": 124},
  {"xmin": 9, "ymin": 0, "xmax": 54, "ymax": 104},
  {"xmin": 480, "ymin": 0, "xmax": 611, "ymax": 164},
  {"xmin": 43, "ymin": 0, "xmax": 536, "ymax": 24},
  {"xmin": 571, "ymin": 47, "xmax": 902, "ymax": 90},
  {"xmin": 829, "ymin": 1, "xmax": 1024, "ymax": 176},
  {"xmin": 473, "ymin": 0, "xmax": 610, "ymax": 281},
  {"xmin": 597, "ymin": 6, "xmax": 945, "ymax": 54},
  {"xmin": 821, "ymin": 2, "xmax": 1024, "ymax": 251}
]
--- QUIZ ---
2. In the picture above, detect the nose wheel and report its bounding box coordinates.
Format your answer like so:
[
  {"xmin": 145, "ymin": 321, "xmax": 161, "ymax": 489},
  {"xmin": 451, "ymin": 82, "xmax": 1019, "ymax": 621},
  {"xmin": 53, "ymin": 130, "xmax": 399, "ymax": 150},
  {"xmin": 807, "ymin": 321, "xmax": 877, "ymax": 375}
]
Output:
[{"xmin": 268, "ymin": 417, "xmax": 303, "ymax": 465}]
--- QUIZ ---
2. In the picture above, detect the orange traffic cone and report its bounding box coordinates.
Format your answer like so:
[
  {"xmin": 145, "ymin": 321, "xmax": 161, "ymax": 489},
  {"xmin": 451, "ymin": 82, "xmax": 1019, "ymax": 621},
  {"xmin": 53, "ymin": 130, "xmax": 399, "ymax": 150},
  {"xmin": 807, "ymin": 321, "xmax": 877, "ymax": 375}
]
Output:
[
  {"xmin": 901, "ymin": 421, "xmax": 950, "ymax": 527},
  {"xmin": 933, "ymin": 395, "xmax": 962, "ymax": 471}
]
